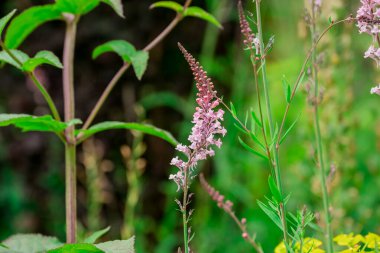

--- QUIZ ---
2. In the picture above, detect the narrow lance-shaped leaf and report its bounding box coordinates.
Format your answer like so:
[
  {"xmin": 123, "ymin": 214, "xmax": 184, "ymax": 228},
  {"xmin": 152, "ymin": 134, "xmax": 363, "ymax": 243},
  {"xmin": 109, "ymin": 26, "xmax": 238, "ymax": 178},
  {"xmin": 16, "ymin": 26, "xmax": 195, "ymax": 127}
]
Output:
[
  {"xmin": 184, "ymin": 6, "xmax": 222, "ymax": 28},
  {"xmin": 238, "ymin": 136, "xmax": 268, "ymax": 160},
  {"xmin": 102, "ymin": 0, "xmax": 124, "ymax": 18},
  {"xmin": 249, "ymin": 132, "xmax": 266, "ymax": 152},
  {"xmin": 230, "ymin": 101, "xmax": 237, "ymax": 117},
  {"xmin": 0, "ymin": 9, "xmax": 16, "ymax": 39},
  {"xmin": 84, "ymin": 227, "xmax": 111, "ymax": 244},
  {"xmin": 251, "ymin": 110, "xmax": 263, "ymax": 128},
  {"xmin": 149, "ymin": 1, "xmax": 184, "ymax": 13},
  {"xmin": 279, "ymin": 115, "xmax": 300, "ymax": 144},
  {"xmin": 257, "ymin": 200, "xmax": 283, "ymax": 230},
  {"xmin": 77, "ymin": 121, "xmax": 178, "ymax": 146},
  {"xmin": 23, "ymin": 50, "xmax": 63, "ymax": 72},
  {"xmin": 282, "ymin": 75, "xmax": 291, "ymax": 104},
  {"xmin": 268, "ymin": 175, "xmax": 282, "ymax": 203},
  {"xmin": 5, "ymin": 5, "xmax": 63, "ymax": 49}
]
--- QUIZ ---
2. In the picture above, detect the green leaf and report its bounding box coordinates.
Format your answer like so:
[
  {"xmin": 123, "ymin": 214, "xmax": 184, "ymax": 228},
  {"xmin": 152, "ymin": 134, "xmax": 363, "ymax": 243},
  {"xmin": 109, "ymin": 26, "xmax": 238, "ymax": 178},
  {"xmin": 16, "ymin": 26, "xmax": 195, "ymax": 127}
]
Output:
[
  {"xmin": 249, "ymin": 132, "xmax": 266, "ymax": 152},
  {"xmin": 2, "ymin": 234, "xmax": 63, "ymax": 253},
  {"xmin": 48, "ymin": 243, "xmax": 103, "ymax": 253},
  {"xmin": 282, "ymin": 75, "xmax": 291, "ymax": 104},
  {"xmin": 131, "ymin": 51, "xmax": 149, "ymax": 80},
  {"xmin": 0, "ymin": 9, "xmax": 16, "ymax": 39},
  {"xmin": 150, "ymin": 1, "xmax": 184, "ymax": 13},
  {"xmin": 23, "ymin": 50, "xmax": 63, "ymax": 72},
  {"xmin": 230, "ymin": 102, "xmax": 237, "ymax": 117},
  {"xmin": 268, "ymin": 175, "xmax": 282, "ymax": 203},
  {"xmin": 238, "ymin": 136, "xmax": 268, "ymax": 160},
  {"xmin": 0, "ymin": 49, "xmax": 29, "ymax": 69},
  {"xmin": 55, "ymin": 0, "xmax": 101, "ymax": 15},
  {"xmin": 257, "ymin": 200, "xmax": 283, "ymax": 230},
  {"xmin": 77, "ymin": 121, "xmax": 178, "ymax": 146},
  {"xmin": 95, "ymin": 237, "xmax": 134, "ymax": 253},
  {"xmin": 0, "ymin": 114, "xmax": 71, "ymax": 134},
  {"xmin": 84, "ymin": 227, "xmax": 111, "ymax": 244},
  {"xmin": 251, "ymin": 110, "xmax": 263, "ymax": 128},
  {"xmin": 279, "ymin": 115, "xmax": 300, "ymax": 144},
  {"xmin": 93, "ymin": 40, "xmax": 136, "ymax": 62},
  {"xmin": 184, "ymin": 6, "xmax": 222, "ymax": 28},
  {"xmin": 5, "ymin": 5, "xmax": 63, "ymax": 49},
  {"xmin": 102, "ymin": 0, "xmax": 124, "ymax": 18}
]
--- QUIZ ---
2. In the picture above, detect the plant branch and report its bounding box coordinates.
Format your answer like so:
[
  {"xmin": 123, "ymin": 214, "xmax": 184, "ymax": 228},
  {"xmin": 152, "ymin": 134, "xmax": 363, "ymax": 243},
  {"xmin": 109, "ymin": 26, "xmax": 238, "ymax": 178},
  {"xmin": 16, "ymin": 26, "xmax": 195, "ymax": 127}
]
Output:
[
  {"xmin": 276, "ymin": 17, "xmax": 354, "ymax": 148},
  {"xmin": 0, "ymin": 41, "xmax": 62, "ymax": 122},
  {"xmin": 81, "ymin": 1, "xmax": 194, "ymax": 132},
  {"xmin": 62, "ymin": 13, "xmax": 78, "ymax": 243},
  {"xmin": 310, "ymin": 4, "xmax": 334, "ymax": 252},
  {"xmin": 254, "ymin": 0, "xmax": 289, "ymax": 245}
]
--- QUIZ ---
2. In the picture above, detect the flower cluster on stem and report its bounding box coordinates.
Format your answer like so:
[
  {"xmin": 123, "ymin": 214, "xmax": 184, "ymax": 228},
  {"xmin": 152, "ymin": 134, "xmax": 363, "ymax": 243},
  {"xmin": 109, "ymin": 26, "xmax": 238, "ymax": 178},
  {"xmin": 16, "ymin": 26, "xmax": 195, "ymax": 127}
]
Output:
[
  {"xmin": 238, "ymin": 1, "xmax": 260, "ymax": 54},
  {"xmin": 356, "ymin": 0, "xmax": 380, "ymax": 95},
  {"xmin": 170, "ymin": 43, "xmax": 226, "ymax": 192}
]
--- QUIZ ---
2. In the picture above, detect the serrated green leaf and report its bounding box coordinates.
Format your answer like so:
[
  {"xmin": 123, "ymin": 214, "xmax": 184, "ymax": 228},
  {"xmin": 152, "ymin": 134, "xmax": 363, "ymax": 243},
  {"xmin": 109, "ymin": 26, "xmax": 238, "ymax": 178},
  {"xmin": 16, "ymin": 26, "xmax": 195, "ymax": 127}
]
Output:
[
  {"xmin": 55, "ymin": 0, "xmax": 101, "ymax": 15},
  {"xmin": 95, "ymin": 237, "xmax": 134, "ymax": 253},
  {"xmin": 257, "ymin": 200, "xmax": 283, "ymax": 230},
  {"xmin": 268, "ymin": 175, "xmax": 282, "ymax": 203},
  {"xmin": 238, "ymin": 136, "xmax": 268, "ymax": 160},
  {"xmin": 279, "ymin": 115, "xmax": 300, "ymax": 144},
  {"xmin": 5, "ymin": 5, "xmax": 62, "ymax": 49},
  {"xmin": 23, "ymin": 50, "xmax": 63, "ymax": 72},
  {"xmin": 184, "ymin": 6, "xmax": 222, "ymax": 28},
  {"xmin": 2, "ymin": 234, "xmax": 63, "ymax": 253},
  {"xmin": 282, "ymin": 76, "xmax": 291, "ymax": 104},
  {"xmin": 102, "ymin": 0, "xmax": 124, "ymax": 18},
  {"xmin": 0, "ymin": 114, "xmax": 74, "ymax": 134},
  {"xmin": 0, "ymin": 9, "xmax": 16, "ymax": 39},
  {"xmin": 92, "ymin": 40, "xmax": 136, "ymax": 62},
  {"xmin": 84, "ymin": 227, "xmax": 111, "ymax": 244},
  {"xmin": 150, "ymin": 1, "xmax": 184, "ymax": 13},
  {"xmin": 251, "ymin": 110, "xmax": 263, "ymax": 128},
  {"xmin": 0, "ymin": 49, "xmax": 29, "ymax": 69},
  {"xmin": 47, "ymin": 243, "xmax": 103, "ymax": 253},
  {"xmin": 131, "ymin": 51, "xmax": 149, "ymax": 80},
  {"xmin": 77, "ymin": 121, "xmax": 178, "ymax": 146}
]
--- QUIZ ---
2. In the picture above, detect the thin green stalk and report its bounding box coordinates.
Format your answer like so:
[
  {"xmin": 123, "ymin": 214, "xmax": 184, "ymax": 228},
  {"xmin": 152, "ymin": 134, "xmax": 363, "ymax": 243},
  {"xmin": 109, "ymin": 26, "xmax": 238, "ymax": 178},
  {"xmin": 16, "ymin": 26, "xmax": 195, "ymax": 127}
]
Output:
[
  {"xmin": 310, "ymin": 3, "xmax": 333, "ymax": 252},
  {"xmin": 182, "ymin": 173, "xmax": 189, "ymax": 253},
  {"xmin": 63, "ymin": 13, "xmax": 78, "ymax": 243},
  {"xmin": 254, "ymin": 0, "xmax": 289, "ymax": 244},
  {"xmin": 29, "ymin": 72, "xmax": 61, "ymax": 122}
]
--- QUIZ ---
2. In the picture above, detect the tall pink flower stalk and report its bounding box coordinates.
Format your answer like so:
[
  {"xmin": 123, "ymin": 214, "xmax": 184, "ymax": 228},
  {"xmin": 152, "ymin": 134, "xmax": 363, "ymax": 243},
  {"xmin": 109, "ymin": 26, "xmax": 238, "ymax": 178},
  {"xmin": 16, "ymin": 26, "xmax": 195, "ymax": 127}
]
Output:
[
  {"xmin": 357, "ymin": 0, "xmax": 380, "ymax": 95},
  {"xmin": 170, "ymin": 43, "xmax": 226, "ymax": 192}
]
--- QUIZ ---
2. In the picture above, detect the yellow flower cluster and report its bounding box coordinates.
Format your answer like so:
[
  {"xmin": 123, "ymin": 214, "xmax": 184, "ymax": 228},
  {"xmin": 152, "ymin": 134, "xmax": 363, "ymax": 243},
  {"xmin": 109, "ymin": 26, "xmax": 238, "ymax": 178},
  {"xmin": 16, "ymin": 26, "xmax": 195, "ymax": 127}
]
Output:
[{"xmin": 274, "ymin": 233, "xmax": 380, "ymax": 253}]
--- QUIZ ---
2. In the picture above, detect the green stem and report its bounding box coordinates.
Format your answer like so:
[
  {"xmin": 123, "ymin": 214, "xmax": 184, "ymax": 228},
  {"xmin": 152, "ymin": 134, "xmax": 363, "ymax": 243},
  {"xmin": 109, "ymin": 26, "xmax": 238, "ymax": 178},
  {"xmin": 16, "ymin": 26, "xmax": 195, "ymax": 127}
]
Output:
[
  {"xmin": 63, "ymin": 13, "xmax": 78, "ymax": 243},
  {"xmin": 254, "ymin": 0, "xmax": 289, "ymax": 245},
  {"xmin": 28, "ymin": 72, "xmax": 61, "ymax": 121},
  {"xmin": 310, "ymin": 4, "xmax": 334, "ymax": 252}
]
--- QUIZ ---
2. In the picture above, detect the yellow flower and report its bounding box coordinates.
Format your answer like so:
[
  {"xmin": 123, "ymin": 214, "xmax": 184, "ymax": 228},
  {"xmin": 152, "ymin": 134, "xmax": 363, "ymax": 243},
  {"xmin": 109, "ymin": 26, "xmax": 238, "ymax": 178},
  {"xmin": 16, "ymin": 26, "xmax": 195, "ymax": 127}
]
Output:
[
  {"xmin": 364, "ymin": 233, "xmax": 380, "ymax": 249},
  {"xmin": 333, "ymin": 233, "xmax": 364, "ymax": 247},
  {"xmin": 274, "ymin": 241, "xmax": 286, "ymax": 253},
  {"xmin": 274, "ymin": 238, "xmax": 325, "ymax": 253}
]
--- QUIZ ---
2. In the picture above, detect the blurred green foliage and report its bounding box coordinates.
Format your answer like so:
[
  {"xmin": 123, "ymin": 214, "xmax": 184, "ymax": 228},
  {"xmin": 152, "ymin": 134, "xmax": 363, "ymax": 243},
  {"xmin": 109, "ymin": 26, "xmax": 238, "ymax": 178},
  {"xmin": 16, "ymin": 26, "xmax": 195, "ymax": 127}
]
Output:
[{"xmin": 0, "ymin": 0, "xmax": 379, "ymax": 252}]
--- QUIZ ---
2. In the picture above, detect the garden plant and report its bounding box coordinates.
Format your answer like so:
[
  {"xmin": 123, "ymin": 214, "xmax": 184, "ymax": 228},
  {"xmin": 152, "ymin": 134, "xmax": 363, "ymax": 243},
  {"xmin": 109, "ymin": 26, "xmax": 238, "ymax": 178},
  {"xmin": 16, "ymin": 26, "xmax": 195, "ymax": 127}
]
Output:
[{"xmin": 0, "ymin": 0, "xmax": 379, "ymax": 252}]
